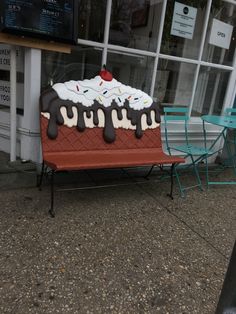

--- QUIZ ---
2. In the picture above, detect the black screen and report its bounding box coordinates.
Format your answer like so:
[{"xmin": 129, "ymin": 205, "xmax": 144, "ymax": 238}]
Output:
[{"xmin": 0, "ymin": 0, "xmax": 78, "ymax": 44}]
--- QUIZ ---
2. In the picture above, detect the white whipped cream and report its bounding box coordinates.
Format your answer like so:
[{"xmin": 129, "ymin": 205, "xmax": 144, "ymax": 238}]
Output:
[{"xmin": 52, "ymin": 76, "xmax": 153, "ymax": 110}]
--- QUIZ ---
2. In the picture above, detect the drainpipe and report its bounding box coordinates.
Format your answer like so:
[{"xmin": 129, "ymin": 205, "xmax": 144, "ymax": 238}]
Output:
[{"xmin": 10, "ymin": 45, "xmax": 17, "ymax": 162}]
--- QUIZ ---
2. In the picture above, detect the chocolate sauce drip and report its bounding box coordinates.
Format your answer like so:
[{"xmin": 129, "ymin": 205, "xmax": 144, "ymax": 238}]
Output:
[
  {"xmin": 67, "ymin": 106, "xmax": 74, "ymax": 119},
  {"xmin": 103, "ymin": 107, "xmax": 116, "ymax": 143},
  {"xmin": 40, "ymin": 89, "xmax": 161, "ymax": 143},
  {"xmin": 93, "ymin": 110, "xmax": 99, "ymax": 126}
]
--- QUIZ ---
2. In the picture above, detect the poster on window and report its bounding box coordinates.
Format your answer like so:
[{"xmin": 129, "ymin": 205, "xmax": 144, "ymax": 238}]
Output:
[
  {"xmin": 0, "ymin": 44, "xmax": 24, "ymax": 108},
  {"xmin": 209, "ymin": 19, "xmax": 233, "ymax": 50},
  {"xmin": 0, "ymin": 44, "xmax": 24, "ymax": 71},
  {"xmin": 170, "ymin": 2, "xmax": 197, "ymax": 40}
]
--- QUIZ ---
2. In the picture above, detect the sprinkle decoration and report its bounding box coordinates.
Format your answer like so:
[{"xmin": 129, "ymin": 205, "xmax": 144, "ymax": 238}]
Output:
[
  {"xmin": 128, "ymin": 96, "xmax": 131, "ymax": 100},
  {"xmin": 76, "ymin": 85, "xmax": 79, "ymax": 91},
  {"xmin": 83, "ymin": 90, "xmax": 88, "ymax": 93},
  {"xmin": 98, "ymin": 96, "xmax": 103, "ymax": 103},
  {"xmin": 99, "ymin": 81, "xmax": 103, "ymax": 86},
  {"xmin": 103, "ymin": 91, "xmax": 108, "ymax": 95},
  {"xmin": 118, "ymin": 97, "xmax": 121, "ymax": 102}
]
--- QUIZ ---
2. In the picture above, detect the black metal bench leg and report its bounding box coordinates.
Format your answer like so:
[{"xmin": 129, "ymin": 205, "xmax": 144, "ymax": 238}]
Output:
[
  {"xmin": 167, "ymin": 163, "xmax": 175, "ymax": 200},
  {"xmin": 49, "ymin": 170, "xmax": 55, "ymax": 218},
  {"xmin": 37, "ymin": 161, "xmax": 45, "ymax": 190},
  {"xmin": 145, "ymin": 165, "xmax": 155, "ymax": 179}
]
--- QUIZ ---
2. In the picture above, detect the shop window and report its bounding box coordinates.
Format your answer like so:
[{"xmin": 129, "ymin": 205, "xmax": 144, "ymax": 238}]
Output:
[
  {"xmin": 192, "ymin": 66, "xmax": 230, "ymax": 116},
  {"xmin": 161, "ymin": 0, "xmax": 207, "ymax": 59},
  {"xmin": 41, "ymin": 46, "xmax": 102, "ymax": 90},
  {"xmin": 77, "ymin": 0, "xmax": 107, "ymax": 43},
  {"xmin": 202, "ymin": 1, "xmax": 236, "ymax": 66},
  {"xmin": 106, "ymin": 51, "xmax": 154, "ymax": 93},
  {"xmin": 154, "ymin": 59, "xmax": 196, "ymax": 110},
  {"xmin": 109, "ymin": 0, "xmax": 164, "ymax": 52},
  {"xmin": 0, "ymin": 44, "xmax": 24, "ymax": 115}
]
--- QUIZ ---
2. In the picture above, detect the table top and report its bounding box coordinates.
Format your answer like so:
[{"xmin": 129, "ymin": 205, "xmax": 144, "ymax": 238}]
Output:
[{"xmin": 201, "ymin": 115, "xmax": 236, "ymax": 129}]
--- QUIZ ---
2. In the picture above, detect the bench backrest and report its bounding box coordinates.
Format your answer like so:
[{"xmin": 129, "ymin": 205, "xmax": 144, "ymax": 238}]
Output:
[{"xmin": 40, "ymin": 83, "xmax": 163, "ymax": 155}]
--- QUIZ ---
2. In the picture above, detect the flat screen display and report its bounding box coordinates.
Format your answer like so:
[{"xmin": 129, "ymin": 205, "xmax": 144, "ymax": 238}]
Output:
[{"xmin": 0, "ymin": 0, "xmax": 78, "ymax": 44}]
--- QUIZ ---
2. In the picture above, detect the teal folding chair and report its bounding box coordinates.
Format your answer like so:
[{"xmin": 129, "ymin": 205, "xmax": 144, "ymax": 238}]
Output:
[
  {"xmin": 163, "ymin": 107, "xmax": 212, "ymax": 196},
  {"xmin": 223, "ymin": 108, "xmax": 236, "ymax": 168}
]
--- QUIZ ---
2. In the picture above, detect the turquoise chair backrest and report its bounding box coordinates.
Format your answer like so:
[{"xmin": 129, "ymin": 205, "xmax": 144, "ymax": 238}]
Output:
[
  {"xmin": 163, "ymin": 107, "xmax": 189, "ymax": 151},
  {"xmin": 225, "ymin": 108, "xmax": 236, "ymax": 117}
]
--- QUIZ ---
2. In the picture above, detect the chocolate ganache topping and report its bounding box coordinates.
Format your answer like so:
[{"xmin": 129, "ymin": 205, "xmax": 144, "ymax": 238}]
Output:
[{"xmin": 40, "ymin": 70, "xmax": 161, "ymax": 143}]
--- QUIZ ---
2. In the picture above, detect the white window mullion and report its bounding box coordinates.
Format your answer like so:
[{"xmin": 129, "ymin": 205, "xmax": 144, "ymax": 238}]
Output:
[
  {"xmin": 188, "ymin": 0, "xmax": 212, "ymax": 116},
  {"xmin": 102, "ymin": 0, "xmax": 112, "ymax": 67},
  {"xmin": 158, "ymin": 53, "xmax": 199, "ymax": 64},
  {"xmin": 150, "ymin": 0, "xmax": 167, "ymax": 97},
  {"xmin": 107, "ymin": 44, "xmax": 156, "ymax": 57},
  {"xmin": 199, "ymin": 60, "xmax": 233, "ymax": 71},
  {"xmin": 77, "ymin": 38, "xmax": 105, "ymax": 49},
  {"xmin": 222, "ymin": 48, "xmax": 236, "ymax": 112}
]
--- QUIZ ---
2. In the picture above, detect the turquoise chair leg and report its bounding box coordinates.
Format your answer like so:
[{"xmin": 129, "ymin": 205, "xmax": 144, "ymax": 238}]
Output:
[
  {"xmin": 205, "ymin": 155, "xmax": 209, "ymax": 189},
  {"xmin": 190, "ymin": 155, "xmax": 203, "ymax": 191},
  {"xmin": 173, "ymin": 165, "xmax": 185, "ymax": 197},
  {"xmin": 224, "ymin": 132, "xmax": 236, "ymax": 177}
]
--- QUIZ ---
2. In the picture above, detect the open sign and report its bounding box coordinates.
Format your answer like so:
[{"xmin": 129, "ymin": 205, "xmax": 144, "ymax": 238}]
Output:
[{"xmin": 209, "ymin": 19, "xmax": 233, "ymax": 49}]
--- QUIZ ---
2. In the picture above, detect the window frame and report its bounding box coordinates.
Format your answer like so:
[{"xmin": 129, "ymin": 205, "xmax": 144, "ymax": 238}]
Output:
[{"xmin": 76, "ymin": 0, "xmax": 236, "ymax": 118}]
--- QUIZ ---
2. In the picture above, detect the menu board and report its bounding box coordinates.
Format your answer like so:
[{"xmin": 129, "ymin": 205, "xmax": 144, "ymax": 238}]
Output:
[{"xmin": 0, "ymin": 0, "xmax": 77, "ymax": 44}]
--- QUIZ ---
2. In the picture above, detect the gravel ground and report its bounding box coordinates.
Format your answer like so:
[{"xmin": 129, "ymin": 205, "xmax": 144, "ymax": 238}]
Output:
[{"xmin": 0, "ymin": 167, "xmax": 235, "ymax": 314}]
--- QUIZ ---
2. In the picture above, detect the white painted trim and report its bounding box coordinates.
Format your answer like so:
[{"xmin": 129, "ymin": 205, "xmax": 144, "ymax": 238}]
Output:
[
  {"xmin": 10, "ymin": 45, "xmax": 17, "ymax": 162},
  {"xmin": 21, "ymin": 48, "xmax": 42, "ymax": 163},
  {"xmin": 199, "ymin": 61, "xmax": 233, "ymax": 71},
  {"xmin": 222, "ymin": 50, "xmax": 236, "ymax": 112},
  {"xmin": 188, "ymin": 0, "xmax": 212, "ymax": 116},
  {"xmin": 107, "ymin": 44, "xmax": 156, "ymax": 57},
  {"xmin": 150, "ymin": 0, "xmax": 167, "ymax": 97},
  {"xmin": 77, "ymin": 38, "xmax": 157, "ymax": 57},
  {"xmin": 159, "ymin": 53, "xmax": 199, "ymax": 64},
  {"xmin": 77, "ymin": 38, "xmax": 105, "ymax": 48},
  {"xmin": 158, "ymin": 54, "xmax": 234, "ymax": 71},
  {"xmin": 102, "ymin": 0, "xmax": 112, "ymax": 66}
]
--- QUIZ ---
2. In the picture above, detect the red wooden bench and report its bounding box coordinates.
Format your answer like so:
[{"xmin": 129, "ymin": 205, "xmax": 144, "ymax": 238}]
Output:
[{"xmin": 38, "ymin": 72, "xmax": 184, "ymax": 217}]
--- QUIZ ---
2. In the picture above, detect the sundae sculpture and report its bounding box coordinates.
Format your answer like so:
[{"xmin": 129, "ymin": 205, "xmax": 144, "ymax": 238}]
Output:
[{"xmin": 40, "ymin": 66, "xmax": 161, "ymax": 144}]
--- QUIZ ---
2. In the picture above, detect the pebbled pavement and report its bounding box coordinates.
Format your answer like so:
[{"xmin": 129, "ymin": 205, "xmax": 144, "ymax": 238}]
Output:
[{"xmin": 0, "ymin": 166, "xmax": 235, "ymax": 313}]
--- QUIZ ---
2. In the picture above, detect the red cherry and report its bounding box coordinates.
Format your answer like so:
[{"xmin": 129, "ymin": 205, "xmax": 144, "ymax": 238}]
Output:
[{"xmin": 99, "ymin": 69, "xmax": 113, "ymax": 81}]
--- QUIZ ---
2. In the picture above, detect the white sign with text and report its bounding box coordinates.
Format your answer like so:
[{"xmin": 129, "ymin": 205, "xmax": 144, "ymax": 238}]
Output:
[
  {"xmin": 0, "ymin": 81, "xmax": 11, "ymax": 106},
  {"xmin": 209, "ymin": 19, "xmax": 233, "ymax": 49},
  {"xmin": 170, "ymin": 2, "xmax": 197, "ymax": 40},
  {"xmin": 0, "ymin": 44, "xmax": 24, "ymax": 71}
]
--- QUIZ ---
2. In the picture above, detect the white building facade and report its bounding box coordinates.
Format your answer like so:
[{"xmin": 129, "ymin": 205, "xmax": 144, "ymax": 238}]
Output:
[{"xmin": 0, "ymin": 0, "xmax": 236, "ymax": 163}]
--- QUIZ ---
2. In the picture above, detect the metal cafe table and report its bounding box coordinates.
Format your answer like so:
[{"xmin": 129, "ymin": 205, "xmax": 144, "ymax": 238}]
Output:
[{"xmin": 201, "ymin": 114, "xmax": 236, "ymax": 185}]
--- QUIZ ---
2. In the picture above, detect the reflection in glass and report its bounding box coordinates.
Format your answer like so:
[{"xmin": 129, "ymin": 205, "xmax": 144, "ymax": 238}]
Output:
[
  {"xmin": 41, "ymin": 46, "xmax": 102, "ymax": 91},
  {"xmin": 109, "ymin": 0, "xmax": 163, "ymax": 51},
  {"xmin": 161, "ymin": 0, "xmax": 207, "ymax": 59},
  {"xmin": 202, "ymin": 2, "xmax": 236, "ymax": 66},
  {"xmin": 77, "ymin": 0, "xmax": 107, "ymax": 42},
  {"xmin": 106, "ymin": 51, "xmax": 154, "ymax": 93},
  {"xmin": 154, "ymin": 59, "xmax": 196, "ymax": 110},
  {"xmin": 192, "ymin": 66, "xmax": 230, "ymax": 116}
]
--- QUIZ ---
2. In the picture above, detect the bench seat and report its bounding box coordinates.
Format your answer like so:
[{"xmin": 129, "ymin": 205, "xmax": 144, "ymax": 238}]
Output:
[{"xmin": 44, "ymin": 148, "xmax": 183, "ymax": 171}]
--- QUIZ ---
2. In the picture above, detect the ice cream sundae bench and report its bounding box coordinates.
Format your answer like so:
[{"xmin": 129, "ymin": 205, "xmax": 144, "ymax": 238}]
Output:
[{"xmin": 38, "ymin": 68, "xmax": 185, "ymax": 217}]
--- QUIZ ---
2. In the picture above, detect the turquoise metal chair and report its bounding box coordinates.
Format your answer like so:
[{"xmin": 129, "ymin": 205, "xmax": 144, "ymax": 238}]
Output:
[
  {"xmin": 223, "ymin": 108, "xmax": 236, "ymax": 168},
  {"xmin": 163, "ymin": 107, "xmax": 212, "ymax": 196}
]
